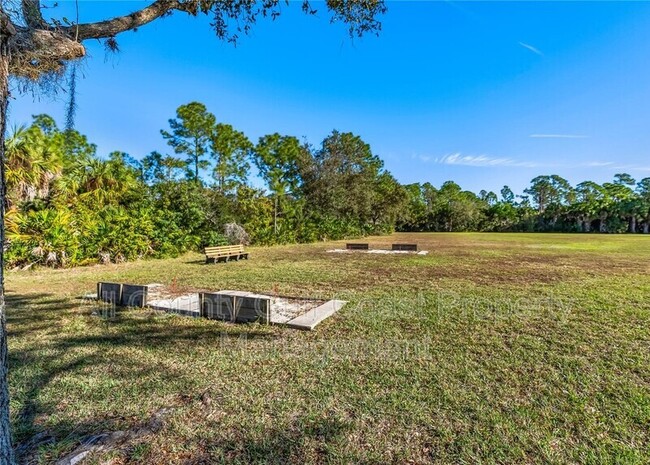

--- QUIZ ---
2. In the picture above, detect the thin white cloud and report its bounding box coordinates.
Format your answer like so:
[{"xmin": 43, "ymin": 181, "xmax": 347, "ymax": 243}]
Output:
[
  {"xmin": 584, "ymin": 161, "xmax": 614, "ymax": 167},
  {"xmin": 529, "ymin": 134, "xmax": 589, "ymax": 139},
  {"xmin": 420, "ymin": 153, "xmax": 647, "ymax": 171},
  {"xmin": 519, "ymin": 42, "xmax": 544, "ymax": 56},
  {"xmin": 435, "ymin": 153, "xmax": 545, "ymax": 168}
]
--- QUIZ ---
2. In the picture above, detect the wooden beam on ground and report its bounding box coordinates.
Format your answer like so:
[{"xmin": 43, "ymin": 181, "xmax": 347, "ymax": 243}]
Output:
[
  {"xmin": 392, "ymin": 243, "xmax": 418, "ymax": 251},
  {"xmin": 346, "ymin": 243, "xmax": 369, "ymax": 250}
]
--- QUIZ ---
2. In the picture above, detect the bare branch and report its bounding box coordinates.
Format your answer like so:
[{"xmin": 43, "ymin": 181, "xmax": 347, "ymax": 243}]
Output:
[
  {"xmin": 6, "ymin": 0, "xmax": 386, "ymax": 81},
  {"xmin": 7, "ymin": 0, "xmax": 192, "ymax": 79},
  {"xmin": 1, "ymin": 10, "xmax": 17, "ymax": 37},
  {"xmin": 66, "ymin": 0, "xmax": 192, "ymax": 40}
]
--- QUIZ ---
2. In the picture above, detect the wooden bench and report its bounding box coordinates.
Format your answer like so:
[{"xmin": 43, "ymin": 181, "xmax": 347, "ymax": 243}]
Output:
[
  {"xmin": 392, "ymin": 243, "xmax": 418, "ymax": 252},
  {"xmin": 205, "ymin": 245, "xmax": 249, "ymax": 263},
  {"xmin": 346, "ymin": 243, "xmax": 369, "ymax": 250}
]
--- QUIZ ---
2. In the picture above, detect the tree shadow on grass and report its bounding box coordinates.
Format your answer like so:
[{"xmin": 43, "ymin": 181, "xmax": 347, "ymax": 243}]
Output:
[
  {"xmin": 5, "ymin": 291, "xmax": 281, "ymax": 463},
  {"xmin": 6, "ymin": 292, "xmax": 69, "ymax": 317},
  {"xmin": 183, "ymin": 258, "xmax": 209, "ymax": 265},
  {"xmin": 159, "ymin": 414, "xmax": 356, "ymax": 465}
]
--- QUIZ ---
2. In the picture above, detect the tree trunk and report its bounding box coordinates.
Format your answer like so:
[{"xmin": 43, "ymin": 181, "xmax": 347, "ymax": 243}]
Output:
[
  {"xmin": 629, "ymin": 216, "xmax": 636, "ymax": 233},
  {"xmin": 273, "ymin": 195, "xmax": 278, "ymax": 235},
  {"xmin": 193, "ymin": 139, "xmax": 199, "ymax": 182},
  {"xmin": 643, "ymin": 222, "xmax": 649, "ymax": 234},
  {"xmin": 0, "ymin": 17, "xmax": 15, "ymax": 465}
]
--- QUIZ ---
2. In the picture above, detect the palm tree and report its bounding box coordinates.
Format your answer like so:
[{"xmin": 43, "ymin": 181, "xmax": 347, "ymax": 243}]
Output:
[
  {"xmin": 60, "ymin": 153, "xmax": 140, "ymax": 206},
  {"xmin": 4, "ymin": 125, "xmax": 63, "ymax": 206},
  {"xmin": 574, "ymin": 181, "xmax": 607, "ymax": 232}
]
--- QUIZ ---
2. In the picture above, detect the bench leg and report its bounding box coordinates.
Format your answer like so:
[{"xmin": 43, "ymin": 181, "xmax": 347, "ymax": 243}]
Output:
[{"xmin": 207, "ymin": 254, "xmax": 248, "ymax": 262}]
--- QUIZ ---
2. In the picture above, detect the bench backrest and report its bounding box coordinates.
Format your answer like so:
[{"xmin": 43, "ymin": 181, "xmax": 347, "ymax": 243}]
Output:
[{"xmin": 205, "ymin": 244, "xmax": 245, "ymax": 256}]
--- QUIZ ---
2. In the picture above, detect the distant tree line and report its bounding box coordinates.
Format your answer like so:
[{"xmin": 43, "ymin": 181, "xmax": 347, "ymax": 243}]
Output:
[
  {"xmin": 5, "ymin": 103, "xmax": 650, "ymax": 267},
  {"xmin": 398, "ymin": 174, "xmax": 650, "ymax": 234}
]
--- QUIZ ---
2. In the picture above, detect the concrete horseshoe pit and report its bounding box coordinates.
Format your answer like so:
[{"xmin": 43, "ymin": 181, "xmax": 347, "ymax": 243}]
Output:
[{"xmin": 94, "ymin": 282, "xmax": 346, "ymax": 330}]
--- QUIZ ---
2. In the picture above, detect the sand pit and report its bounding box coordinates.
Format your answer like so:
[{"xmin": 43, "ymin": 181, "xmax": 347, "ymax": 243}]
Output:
[{"xmin": 327, "ymin": 249, "xmax": 429, "ymax": 255}]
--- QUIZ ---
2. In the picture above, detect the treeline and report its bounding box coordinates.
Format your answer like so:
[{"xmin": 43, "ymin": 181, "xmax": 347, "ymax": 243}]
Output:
[
  {"xmin": 398, "ymin": 174, "xmax": 650, "ymax": 234},
  {"xmin": 5, "ymin": 103, "xmax": 650, "ymax": 268}
]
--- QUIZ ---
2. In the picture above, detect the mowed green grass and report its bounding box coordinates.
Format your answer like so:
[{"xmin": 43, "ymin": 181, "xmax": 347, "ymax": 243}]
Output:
[{"xmin": 6, "ymin": 233, "xmax": 650, "ymax": 464}]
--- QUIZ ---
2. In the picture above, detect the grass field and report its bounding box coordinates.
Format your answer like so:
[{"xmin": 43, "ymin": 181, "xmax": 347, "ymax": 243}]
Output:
[{"xmin": 6, "ymin": 233, "xmax": 650, "ymax": 464}]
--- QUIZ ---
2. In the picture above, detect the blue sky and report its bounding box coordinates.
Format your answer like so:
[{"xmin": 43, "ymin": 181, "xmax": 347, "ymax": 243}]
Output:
[{"xmin": 9, "ymin": 1, "xmax": 650, "ymax": 195}]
